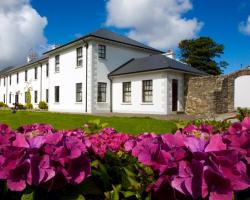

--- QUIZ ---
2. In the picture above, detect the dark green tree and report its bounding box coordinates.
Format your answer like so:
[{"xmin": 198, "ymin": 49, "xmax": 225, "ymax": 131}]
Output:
[{"xmin": 178, "ymin": 37, "xmax": 228, "ymax": 75}]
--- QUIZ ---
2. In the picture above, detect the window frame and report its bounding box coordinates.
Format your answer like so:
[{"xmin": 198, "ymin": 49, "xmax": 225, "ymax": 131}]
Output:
[
  {"xmin": 122, "ymin": 82, "xmax": 131, "ymax": 103},
  {"xmin": 34, "ymin": 91, "xmax": 38, "ymax": 103},
  {"xmin": 55, "ymin": 55, "xmax": 60, "ymax": 73},
  {"xmin": 25, "ymin": 70, "xmax": 28, "ymax": 82},
  {"xmin": 76, "ymin": 47, "xmax": 83, "ymax": 67},
  {"xmin": 142, "ymin": 80, "xmax": 153, "ymax": 103},
  {"xmin": 17, "ymin": 73, "xmax": 19, "ymax": 84},
  {"xmin": 46, "ymin": 63, "xmax": 49, "ymax": 77},
  {"xmin": 98, "ymin": 45, "xmax": 106, "ymax": 59},
  {"xmin": 97, "ymin": 82, "xmax": 107, "ymax": 102},
  {"xmin": 34, "ymin": 67, "xmax": 38, "ymax": 80},
  {"xmin": 46, "ymin": 89, "xmax": 49, "ymax": 103},
  {"xmin": 75, "ymin": 83, "xmax": 83, "ymax": 102},
  {"xmin": 54, "ymin": 86, "xmax": 60, "ymax": 103}
]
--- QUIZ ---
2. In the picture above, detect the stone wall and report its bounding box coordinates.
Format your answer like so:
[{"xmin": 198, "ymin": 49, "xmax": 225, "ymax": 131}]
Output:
[{"xmin": 185, "ymin": 68, "xmax": 250, "ymax": 115}]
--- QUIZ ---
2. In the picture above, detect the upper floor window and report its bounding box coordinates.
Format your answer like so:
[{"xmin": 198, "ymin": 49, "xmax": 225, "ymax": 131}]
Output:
[
  {"xmin": 34, "ymin": 67, "xmax": 38, "ymax": 80},
  {"xmin": 46, "ymin": 63, "xmax": 49, "ymax": 77},
  {"xmin": 98, "ymin": 45, "xmax": 106, "ymax": 59},
  {"xmin": 25, "ymin": 70, "xmax": 28, "ymax": 82},
  {"xmin": 4, "ymin": 77, "xmax": 5, "ymax": 86},
  {"xmin": 55, "ymin": 55, "xmax": 60, "ymax": 73},
  {"xmin": 142, "ymin": 80, "xmax": 153, "ymax": 103},
  {"xmin": 9, "ymin": 75, "xmax": 11, "ymax": 85},
  {"xmin": 123, "ymin": 82, "xmax": 131, "ymax": 103},
  {"xmin": 55, "ymin": 86, "xmax": 60, "ymax": 103},
  {"xmin": 97, "ymin": 82, "xmax": 107, "ymax": 102},
  {"xmin": 76, "ymin": 47, "xmax": 83, "ymax": 67},
  {"xmin": 76, "ymin": 83, "xmax": 82, "ymax": 102},
  {"xmin": 17, "ymin": 73, "xmax": 19, "ymax": 84}
]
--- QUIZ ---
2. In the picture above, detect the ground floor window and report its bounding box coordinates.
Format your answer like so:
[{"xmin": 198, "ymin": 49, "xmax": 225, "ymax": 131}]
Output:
[
  {"xmin": 76, "ymin": 83, "xmax": 82, "ymax": 102},
  {"xmin": 55, "ymin": 86, "xmax": 60, "ymax": 103},
  {"xmin": 34, "ymin": 91, "xmax": 38, "ymax": 103},
  {"xmin": 9, "ymin": 93, "xmax": 11, "ymax": 104},
  {"xmin": 3, "ymin": 94, "xmax": 5, "ymax": 103},
  {"xmin": 46, "ymin": 89, "xmax": 49, "ymax": 103},
  {"xmin": 142, "ymin": 80, "xmax": 153, "ymax": 103},
  {"xmin": 97, "ymin": 82, "xmax": 107, "ymax": 102},
  {"xmin": 123, "ymin": 82, "xmax": 131, "ymax": 103}
]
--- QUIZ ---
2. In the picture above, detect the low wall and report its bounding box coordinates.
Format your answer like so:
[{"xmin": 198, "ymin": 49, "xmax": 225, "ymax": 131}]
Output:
[{"xmin": 185, "ymin": 68, "xmax": 250, "ymax": 115}]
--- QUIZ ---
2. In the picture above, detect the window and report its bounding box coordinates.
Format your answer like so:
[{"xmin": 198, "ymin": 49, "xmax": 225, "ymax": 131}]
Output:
[
  {"xmin": 46, "ymin": 89, "xmax": 49, "ymax": 103},
  {"xmin": 142, "ymin": 80, "xmax": 153, "ymax": 103},
  {"xmin": 76, "ymin": 47, "xmax": 83, "ymax": 66},
  {"xmin": 17, "ymin": 73, "xmax": 19, "ymax": 84},
  {"xmin": 46, "ymin": 63, "xmax": 49, "ymax": 77},
  {"xmin": 4, "ymin": 77, "xmax": 5, "ymax": 86},
  {"xmin": 97, "ymin": 82, "xmax": 107, "ymax": 102},
  {"xmin": 98, "ymin": 45, "xmax": 106, "ymax": 59},
  {"xmin": 35, "ymin": 67, "xmax": 38, "ymax": 80},
  {"xmin": 76, "ymin": 83, "xmax": 82, "ymax": 102},
  {"xmin": 34, "ymin": 91, "xmax": 38, "ymax": 103},
  {"xmin": 9, "ymin": 93, "xmax": 11, "ymax": 104},
  {"xmin": 123, "ymin": 82, "xmax": 131, "ymax": 103},
  {"xmin": 25, "ymin": 70, "xmax": 28, "ymax": 82},
  {"xmin": 9, "ymin": 75, "xmax": 11, "ymax": 85},
  {"xmin": 25, "ymin": 92, "xmax": 28, "ymax": 103},
  {"xmin": 55, "ymin": 55, "xmax": 60, "ymax": 72},
  {"xmin": 3, "ymin": 94, "xmax": 5, "ymax": 103},
  {"xmin": 55, "ymin": 86, "xmax": 60, "ymax": 103}
]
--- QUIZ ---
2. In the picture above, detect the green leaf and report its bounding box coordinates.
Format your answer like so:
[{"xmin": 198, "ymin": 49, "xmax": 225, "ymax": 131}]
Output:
[
  {"xmin": 76, "ymin": 194, "xmax": 85, "ymax": 200},
  {"xmin": 122, "ymin": 191, "xmax": 135, "ymax": 198},
  {"xmin": 21, "ymin": 191, "xmax": 34, "ymax": 200}
]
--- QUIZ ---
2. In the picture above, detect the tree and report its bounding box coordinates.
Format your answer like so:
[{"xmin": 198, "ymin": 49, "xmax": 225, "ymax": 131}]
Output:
[{"xmin": 178, "ymin": 37, "xmax": 228, "ymax": 75}]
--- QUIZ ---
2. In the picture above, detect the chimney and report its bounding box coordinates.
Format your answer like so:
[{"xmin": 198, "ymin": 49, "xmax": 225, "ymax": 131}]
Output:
[{"xmin": 164, "ymin": 49, "xmax": 176, "ymax": 59}]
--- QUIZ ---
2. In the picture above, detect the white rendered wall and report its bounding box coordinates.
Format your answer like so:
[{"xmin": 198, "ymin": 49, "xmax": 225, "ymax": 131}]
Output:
[
  {"xmin": 112, "ymin": 71, "xmax": 168, "ymax": 114},
  {"xmin": 234, "ymin": 75, "xmax": 250, "ymax": 109},
  {"xmin": 91, "ymin": 40, "xmax": 152, "ymax": 113}
]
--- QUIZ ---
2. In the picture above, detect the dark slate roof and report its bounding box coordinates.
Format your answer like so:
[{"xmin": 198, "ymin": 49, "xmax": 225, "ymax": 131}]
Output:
[
  {"xmin": 0, "ymin": 56, "xmax": 48, "ymax": 76},
  {"xmin": 109, "ymin": 54, "xmax": 208, "ymax": 76},
  {"xmin": 44, "ymin": 29, "xmax": 162, "ymax": 54}
]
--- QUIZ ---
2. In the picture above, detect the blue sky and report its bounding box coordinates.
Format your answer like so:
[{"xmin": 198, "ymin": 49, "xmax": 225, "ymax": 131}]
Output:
[{"xmin": 1, "ymin": 0, "xmax": 250, "ymax": 73}]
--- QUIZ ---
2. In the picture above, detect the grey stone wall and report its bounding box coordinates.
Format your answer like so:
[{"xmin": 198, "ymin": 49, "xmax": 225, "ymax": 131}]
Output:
[{"xmin": 185, "ymin": 69, "xmax": 250, "ymax": 115}]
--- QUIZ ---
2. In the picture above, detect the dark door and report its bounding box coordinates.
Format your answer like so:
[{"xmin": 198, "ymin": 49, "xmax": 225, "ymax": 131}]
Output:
[
  {"xmin": 15, "ymin": 94, "xmax": 19, "ymax": 104},
  {"xmin": 172, "ymin": 79, "xmax": 178, "ymax": 112}
]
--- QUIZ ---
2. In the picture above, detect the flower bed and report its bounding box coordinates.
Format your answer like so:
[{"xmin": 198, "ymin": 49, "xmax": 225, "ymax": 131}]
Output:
[{"xmin": 0, "ymin": 119, "xmax": 250, "ymax": 199}]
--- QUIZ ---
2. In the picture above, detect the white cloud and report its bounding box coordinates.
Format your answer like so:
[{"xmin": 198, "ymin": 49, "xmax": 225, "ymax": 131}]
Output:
[
  {"xmin": 239, "ymin": 15, "xmax": 250, "ymax": 35},
  {"xmin": 106, "ymin": 0, "xmax": 202, "ymax": 50},
  {"xmin": 0, "ymin": 0, "xmax": 48, "ymax": 69}
]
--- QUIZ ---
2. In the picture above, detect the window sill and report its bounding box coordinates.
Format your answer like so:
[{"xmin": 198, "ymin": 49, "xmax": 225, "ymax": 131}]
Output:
[
  {"xmin": 121, "ymin": 103, "xmax": 132, "ymax": 105},
  {"xmin": 75, "ymin": 102, "xmax": 83, "ymax": 104},
  {"xmin": 75, "ymin": 66, "xmax": 83, "ymax": 69},
  {"xmin": 54, "ymin": 102, "xmax": 60, "ymax": 105},
  {"xmin": 54, "ymin": 71, "xmax": 60, "ymax": 74},
  {"xmin": 97, "ymin": 101, "xmax": 108, "ymax": 103},
  {"xmin": 141, "ymin": 102, "xmax": 154, "ymax": 105}
]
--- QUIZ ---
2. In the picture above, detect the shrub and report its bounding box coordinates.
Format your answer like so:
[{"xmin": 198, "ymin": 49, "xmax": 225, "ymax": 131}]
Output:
[
  {"xmin": 38, "ymin": 101, "xmax": 48, "ymax": 110},
  {"xmin": 0, "ymin": 101, "xmax": 8, "ymax": 108},
  {"xmin": 237, "ymin": 107, "xmax": 250, "ymax": 121},
  {"xmin": 16, "ymin": 103, "xmax": 25, "ymax": 110},
  {"xmin": 25, "ymin": 103, "xmax": 33, "ymax": 110}
]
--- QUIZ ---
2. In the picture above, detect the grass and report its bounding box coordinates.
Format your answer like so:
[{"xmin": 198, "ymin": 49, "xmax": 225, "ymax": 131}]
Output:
[{"xmin": 0, "ymin": 110, "xmax": 178, "ymax": 135}]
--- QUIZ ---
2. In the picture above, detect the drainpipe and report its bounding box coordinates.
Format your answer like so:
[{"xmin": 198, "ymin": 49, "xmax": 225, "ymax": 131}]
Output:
[
  {"xmin": 40, "ymin": 64, "xmax": 43, "ymax": 102},
  {"xmin": 83, "ymin": 41, "xmax": 89, "ymax": 113},
  {"xmin": 108, "ymin": 76, "xmax": 113, "ymax": 113}
]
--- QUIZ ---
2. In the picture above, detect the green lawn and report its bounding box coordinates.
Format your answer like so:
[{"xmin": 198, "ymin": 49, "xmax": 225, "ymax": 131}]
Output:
[{"xmin": 0, "ymin": 110, "xmax": 178, "ymax": 135}]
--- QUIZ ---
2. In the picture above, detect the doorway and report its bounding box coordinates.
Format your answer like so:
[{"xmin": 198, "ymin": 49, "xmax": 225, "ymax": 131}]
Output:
[{"xmin": 172, "ymin": 79, "xmax": 178, "ymax": 112}]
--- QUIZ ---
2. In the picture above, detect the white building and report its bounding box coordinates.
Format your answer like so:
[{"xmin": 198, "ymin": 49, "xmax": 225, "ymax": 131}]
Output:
[{"xmin": 0, "ymin": 29, "xmax": 206, "ymax": 115}]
